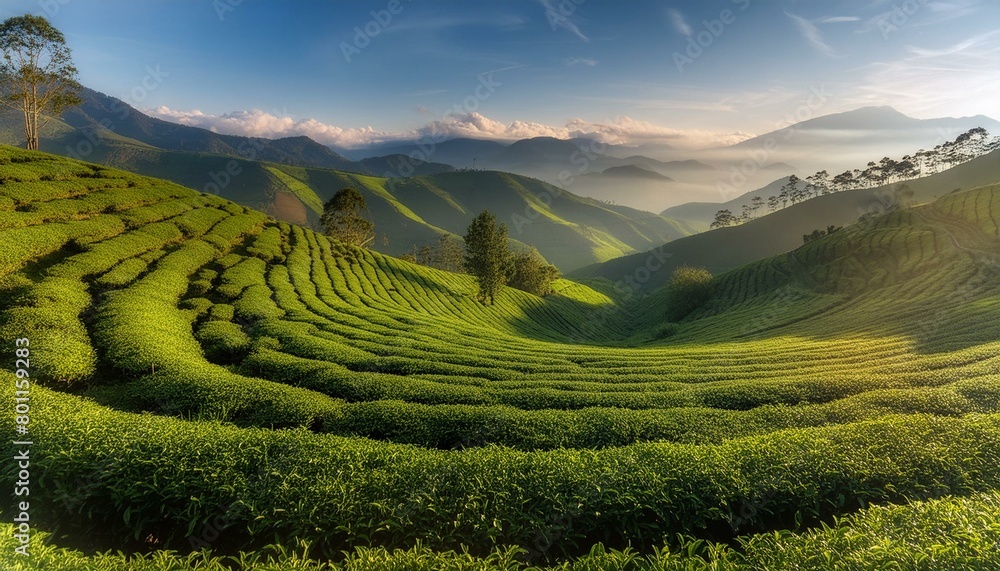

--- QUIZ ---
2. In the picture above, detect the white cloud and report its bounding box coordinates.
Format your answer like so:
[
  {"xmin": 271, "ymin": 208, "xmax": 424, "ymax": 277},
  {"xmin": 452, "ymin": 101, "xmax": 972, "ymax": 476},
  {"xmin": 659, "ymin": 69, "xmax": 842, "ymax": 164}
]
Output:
[
  {"xmin": 146, "ymin": 106, "xmax": 390, "ymax": 148},
  {"xmin": 818, "ymin": 16, "xmax": 860, "ymax": 23},
  {"xmin": 667, "ymin": 9, "xmax": 692, "ymax": 36},
  {"xmin": 566, "ymin": 116, "xmax": 752, "ymax": 148},
  {"xmin": 567, "ymin": 57, "xmax": 598, "ymax": 67},
  {"xmin": 786, "ymin": 12, "xmax": 837, "ymax": 57},
  {"xmin": 145, "ymin": 106, "xmax": 751, "ymax": 150}
]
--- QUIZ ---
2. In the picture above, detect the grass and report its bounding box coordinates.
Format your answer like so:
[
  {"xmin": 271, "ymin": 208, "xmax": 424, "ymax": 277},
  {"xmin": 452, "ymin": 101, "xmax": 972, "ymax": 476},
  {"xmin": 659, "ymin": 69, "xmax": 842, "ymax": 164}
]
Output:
[{"xmin": 1, "ymin": 145, "xmax": 999, "ymax": 568}]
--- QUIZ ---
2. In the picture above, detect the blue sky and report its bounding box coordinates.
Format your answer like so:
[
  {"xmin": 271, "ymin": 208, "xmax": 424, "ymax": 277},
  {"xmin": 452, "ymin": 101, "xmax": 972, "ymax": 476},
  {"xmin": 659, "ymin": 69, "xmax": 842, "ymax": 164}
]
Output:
[{"xmin": 2, "ymin": 0, "xmax": 998, "ymax": 148}]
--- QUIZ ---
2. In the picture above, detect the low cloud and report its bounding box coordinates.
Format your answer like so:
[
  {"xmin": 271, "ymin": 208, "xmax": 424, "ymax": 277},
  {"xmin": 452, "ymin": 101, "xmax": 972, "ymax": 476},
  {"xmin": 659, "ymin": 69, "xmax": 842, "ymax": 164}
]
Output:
[
  {"xmin": 145, "ymin": 106, "xmax": 752, "ymax": 150},
  {"xmin": 566, "ymin": 116, "xmax": 753, "ymax": 148},
  {"xmin": 146, "ymin": 106, "xmax": 391, "ymax": 148}
]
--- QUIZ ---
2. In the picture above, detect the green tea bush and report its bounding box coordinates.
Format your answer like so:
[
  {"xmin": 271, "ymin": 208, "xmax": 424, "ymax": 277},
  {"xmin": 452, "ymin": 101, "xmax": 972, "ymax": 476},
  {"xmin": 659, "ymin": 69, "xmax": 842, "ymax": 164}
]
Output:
[
  {"xmin": 0, "ymin": 215, "xmax": 126, "ymax": 276},
  {"xmin": 207, "ymin": 303, "xmax": 236, "ymax": 322},
  {"xmin": 95, "ymin": 258, "xmax": 149, "ymax": 288},
  {"xmin": 247, "ymin": 225, "xmax": 286, "ymax": 263},
  {"xmin": 7, "ymin": 377, "xmax": 1000, "ymax": 561},
  {"xmin": 197, "ymin": 320, "xmax": 252, "ymax": 363},
  {"xmin": 5, "ymin": 150, "xmax": 1000, "ymax": 569},
  {"xmin": 0, "ymin": 277, "xmax": 96, "ymax": 383}
]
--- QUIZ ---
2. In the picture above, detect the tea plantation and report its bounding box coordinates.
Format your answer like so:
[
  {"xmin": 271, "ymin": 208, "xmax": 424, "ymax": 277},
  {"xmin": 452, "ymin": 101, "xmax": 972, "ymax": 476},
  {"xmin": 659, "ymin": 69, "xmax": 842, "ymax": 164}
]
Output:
[{"xmin": 2, "ymin": 145, "xmax": 1000, "ymax": 569}]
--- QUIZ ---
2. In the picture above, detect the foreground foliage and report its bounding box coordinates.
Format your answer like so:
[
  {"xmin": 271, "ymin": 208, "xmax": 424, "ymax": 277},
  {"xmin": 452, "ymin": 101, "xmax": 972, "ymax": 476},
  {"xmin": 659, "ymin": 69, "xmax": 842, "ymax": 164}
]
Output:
[{"xmin": 4, "ymin": 491, "xmax": 1000, "ymax": 569}]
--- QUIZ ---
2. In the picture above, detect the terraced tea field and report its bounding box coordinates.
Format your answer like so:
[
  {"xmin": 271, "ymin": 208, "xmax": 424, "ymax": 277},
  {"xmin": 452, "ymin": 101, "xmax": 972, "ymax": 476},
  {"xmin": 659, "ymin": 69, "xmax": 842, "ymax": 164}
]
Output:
[{"xmin": 2, "ymin": 145, "xmax": 1000, "ymax": 569}]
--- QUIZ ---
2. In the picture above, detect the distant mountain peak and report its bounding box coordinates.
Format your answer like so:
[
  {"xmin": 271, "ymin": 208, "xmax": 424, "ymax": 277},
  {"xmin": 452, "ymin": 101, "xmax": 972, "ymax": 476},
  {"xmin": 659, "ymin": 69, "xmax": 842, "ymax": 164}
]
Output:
[{"xmin": 796, "ymin": 106, "xmax": 916, "ymax": 130}]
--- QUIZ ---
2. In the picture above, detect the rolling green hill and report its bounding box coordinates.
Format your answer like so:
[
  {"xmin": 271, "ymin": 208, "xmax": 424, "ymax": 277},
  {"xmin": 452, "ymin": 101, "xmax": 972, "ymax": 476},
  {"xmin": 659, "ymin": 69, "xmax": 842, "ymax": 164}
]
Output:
[
  {"xmin": 574, "ymin": 147, "xmax": 1000, "ymax": 290},
  {"xmin": 39, "ymin": 132, "xmax": 695, "ymax": 271},
  {"xmin": 2, "ymin": 146, "xmax": 1000, "ymax": 570}
]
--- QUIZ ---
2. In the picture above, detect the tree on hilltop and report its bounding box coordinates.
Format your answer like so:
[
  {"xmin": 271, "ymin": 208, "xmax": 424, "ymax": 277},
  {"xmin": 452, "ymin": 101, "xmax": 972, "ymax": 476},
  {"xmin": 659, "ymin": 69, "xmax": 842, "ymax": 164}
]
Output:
[
  {"xmin": 710, "ymin": 209, "xmax": 737, "ymax": 229},
  {"xmin": 321, "ymin": 188, "xmax": 375, "ymax": 248},
  {"xmin": 464, "ymin": 210, "xmax": 513, "ymax": 305},
  {"xmin": 0, "ymin": 15, "xmax": 82, "ymax": 150}
]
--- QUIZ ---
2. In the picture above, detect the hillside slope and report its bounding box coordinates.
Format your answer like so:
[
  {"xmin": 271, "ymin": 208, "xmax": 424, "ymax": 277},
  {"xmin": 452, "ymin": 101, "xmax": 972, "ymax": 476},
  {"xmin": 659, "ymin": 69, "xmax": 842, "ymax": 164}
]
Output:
[
  {"xmin": 3, "ymin": 147, "xmax": 1000, "ymax": 568},
  {"xmin": 61, "ymin": 88, "xmax": 356, "ymax": 170},
  {"xmin": 574, "ymin": 147, "xmax": 1000, "ymax": 290},
  {"xmin": 28, "ymin": 131, "xmax": 695, "ymax": 271}
]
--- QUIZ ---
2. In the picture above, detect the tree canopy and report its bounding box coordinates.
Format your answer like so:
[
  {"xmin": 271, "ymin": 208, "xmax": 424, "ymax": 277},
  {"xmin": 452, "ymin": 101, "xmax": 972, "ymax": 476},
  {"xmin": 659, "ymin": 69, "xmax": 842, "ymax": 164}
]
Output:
[
  {"xmin": 320, "ymin": 188, "xmax": 375, "ymax": 248},
  {"xmin": 463, "ymin": 210, "xmax": 513, "ymax": 305},
  {"xmin": 0, "ymin": 15, "xmax": 82, "ymax": 150},
  {"xmin": 508, "ymin": 247, "xmax": 559, "ymax": 297}
]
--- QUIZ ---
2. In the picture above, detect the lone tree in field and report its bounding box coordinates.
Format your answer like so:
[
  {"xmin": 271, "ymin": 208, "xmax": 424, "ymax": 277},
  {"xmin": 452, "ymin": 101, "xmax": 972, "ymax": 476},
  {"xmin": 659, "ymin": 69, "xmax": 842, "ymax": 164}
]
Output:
[
  {"xmin": 464, "ymin": 210, "xmax": 513, "ymax": 305},
  {"xmin": 321, "ymin": 188, "xmax": 375, "ymax": 248},
  {"xmin": 0, "ymin": 15, "xmax": 82, "ymax": 150}
]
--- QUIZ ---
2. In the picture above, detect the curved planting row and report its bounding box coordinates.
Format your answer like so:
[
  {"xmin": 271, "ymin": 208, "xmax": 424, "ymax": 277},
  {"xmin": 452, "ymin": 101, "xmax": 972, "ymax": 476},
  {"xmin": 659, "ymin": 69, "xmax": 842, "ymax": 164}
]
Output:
[
  {"xmin": 6, "ymin": 377, "xmax": 1000, "ymax": 560},
  {"xmin": 2, "ymin": 146, "xmax": 1000, "ymax": 567}
]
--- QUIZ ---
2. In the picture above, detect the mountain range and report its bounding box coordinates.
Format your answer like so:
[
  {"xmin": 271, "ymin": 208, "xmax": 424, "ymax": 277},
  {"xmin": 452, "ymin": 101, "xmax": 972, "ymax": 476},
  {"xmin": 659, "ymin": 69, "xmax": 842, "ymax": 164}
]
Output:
[{"xmin": 0, "ymin": 88, "xmax": 695, "ymax": 271}]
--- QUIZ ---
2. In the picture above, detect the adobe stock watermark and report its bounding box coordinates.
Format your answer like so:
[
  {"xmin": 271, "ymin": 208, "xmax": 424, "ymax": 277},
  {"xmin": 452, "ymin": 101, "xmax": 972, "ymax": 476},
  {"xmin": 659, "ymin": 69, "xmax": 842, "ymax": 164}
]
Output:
[
  {"xmin": 714, "ymin": 85, "xmax": 829, "ymax": 201},
  {"xmin": 738, "ymin": 285, "xmax": 805, "ymax": 338},
  {"xmin": 525, "ymin": 475, "xmax": 610, "ymax": 562},
  {"xmin": 382, "ymin": 70, "xmax": 503, "ymax": 181},
  {"xmin": 65, "ymin": 65, "xmax": 170, "ymax": 162},
  {"xmin": 673, "ymin": 0, "xmax": 750, "ymax": 73},
  {"xmin": 213, "ymin": 0, "xmax": 243, "ymax": 21},
  {"xmin": 341, "ymin": 0, "xmax": 412, "ymax": 63},
  {"xmin": 544, "ymin": 0, "xmax": 586, "ymax": 31},
  {"xmin": 12, "ymin": 338, "xmax": 32, "ymax": 558},
  {"xmin": 917, "ymin": 252, "xmax": 1000, "ymax": 343},
  {"xmin": 876, "ymin": 0, "xmax": 929, "ymax": 39}
]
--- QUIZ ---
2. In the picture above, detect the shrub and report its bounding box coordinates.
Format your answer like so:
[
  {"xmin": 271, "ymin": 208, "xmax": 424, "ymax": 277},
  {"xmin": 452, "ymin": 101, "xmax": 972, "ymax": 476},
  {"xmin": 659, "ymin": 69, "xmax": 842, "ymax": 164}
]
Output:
[
  {"xmin": 663, "ymin": 266, "xmax": 713, "ymax": 321},
  {"xmin": 507, "ymin": 247, "xmax": 559, "ymax": 296},
  {"xmin": 196, "ymin": 320, "xmax": 252, "ymax": 363}
]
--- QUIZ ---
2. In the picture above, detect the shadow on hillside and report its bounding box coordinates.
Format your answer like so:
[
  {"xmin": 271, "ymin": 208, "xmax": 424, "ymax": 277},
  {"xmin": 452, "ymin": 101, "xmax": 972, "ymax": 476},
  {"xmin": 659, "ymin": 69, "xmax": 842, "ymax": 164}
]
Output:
[
  {"xmin": 381, "ymin": 262, "xmax": 474, "ymax": 300},
  {"xmin": 504, "ymin": 291, "xmax": 641, "ymax": 346},
  {"xmin": 671, "ymin": 271, "xmax": 1000, "ymax": 356}
]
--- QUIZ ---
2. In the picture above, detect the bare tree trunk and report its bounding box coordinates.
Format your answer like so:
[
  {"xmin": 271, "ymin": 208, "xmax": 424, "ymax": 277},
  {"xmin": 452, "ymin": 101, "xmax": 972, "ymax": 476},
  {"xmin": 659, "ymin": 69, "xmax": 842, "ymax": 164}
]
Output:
[
  {"xmin": 29, "ymin": 85, "xmax": 39, "ymax": 150},
  {"xmin": 22, "ymin": 93, "xmax": 31, "ymax": 150},
  {"xmin": 30, "ymin": 107, "xmax": 38, "ymax": 150}
]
